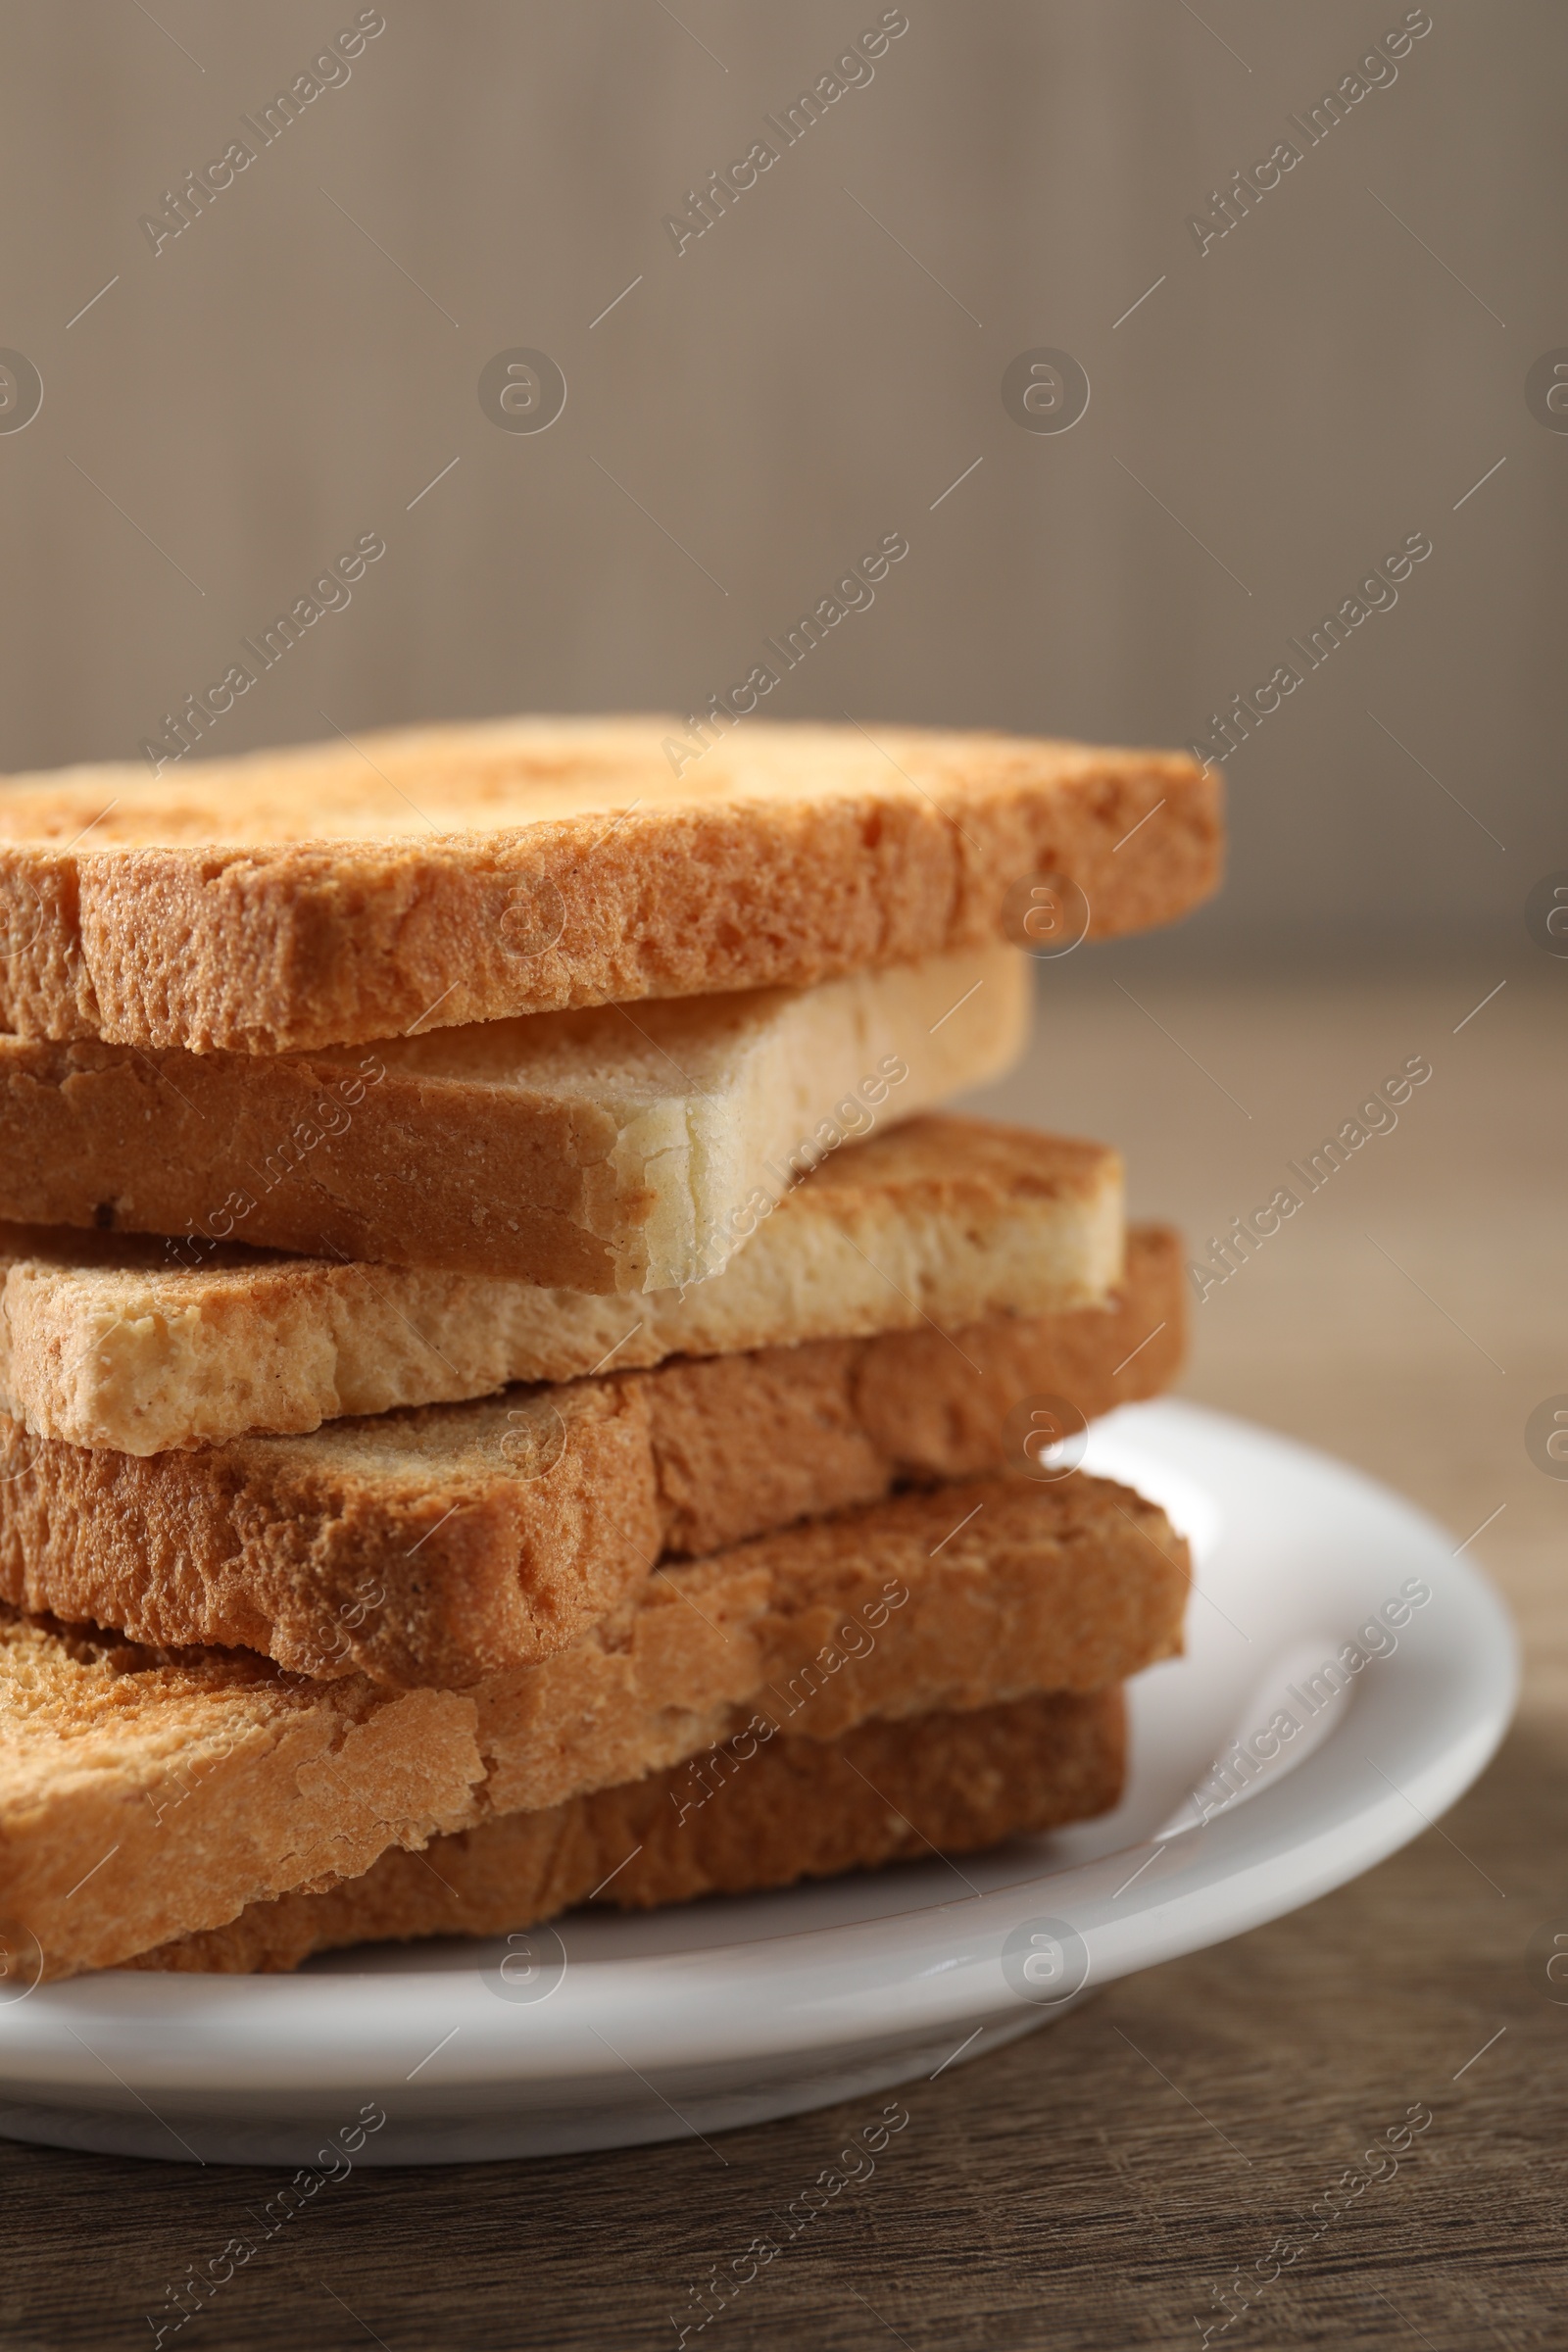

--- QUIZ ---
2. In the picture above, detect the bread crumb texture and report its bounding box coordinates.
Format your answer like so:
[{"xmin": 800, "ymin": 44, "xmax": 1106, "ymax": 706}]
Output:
[
  {"xmin": 131, "ymin": 1688, "xmax": 1127, "ymax": 1974},
  {"xmin": 0, "ymin": 1473, "xmax": 1186, "ymax": 1976}
]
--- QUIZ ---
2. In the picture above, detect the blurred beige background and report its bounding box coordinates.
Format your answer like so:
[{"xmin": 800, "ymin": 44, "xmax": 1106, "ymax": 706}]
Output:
[
  {"xmin": 0, "ymin": 0, "xmax": 1560, "ymax": 963},
  {"xmin": 1, "ymin": 16, "xmax": 1567, "ymax": 2336}
]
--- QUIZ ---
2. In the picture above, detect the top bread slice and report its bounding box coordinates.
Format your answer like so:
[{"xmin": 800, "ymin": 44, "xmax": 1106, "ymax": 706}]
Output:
[
  {"xmin": 0, "ymin": 715, "xmax": 1222, "ymax": 1054},
  {"xmin": 0, "ymin": 1115, "xmax": 1123, "ymax": 1451}
]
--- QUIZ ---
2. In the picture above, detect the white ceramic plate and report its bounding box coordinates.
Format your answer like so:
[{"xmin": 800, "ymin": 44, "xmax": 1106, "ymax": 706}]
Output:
[{"xmin": 0, "ymin": 1402, "xmax": 1517, "ymax": 2167}]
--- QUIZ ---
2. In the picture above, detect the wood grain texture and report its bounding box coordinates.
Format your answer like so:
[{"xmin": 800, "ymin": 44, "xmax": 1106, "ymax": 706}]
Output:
[{"xmin": 0, "ymin": 971, "xmax": 1558, "ymax": 2352}]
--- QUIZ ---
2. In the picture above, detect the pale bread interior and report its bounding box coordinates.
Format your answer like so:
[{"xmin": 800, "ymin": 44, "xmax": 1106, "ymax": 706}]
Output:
[{"xmin": 359, "ymin": 941, "xmax": 1031, "ymax": 1291}]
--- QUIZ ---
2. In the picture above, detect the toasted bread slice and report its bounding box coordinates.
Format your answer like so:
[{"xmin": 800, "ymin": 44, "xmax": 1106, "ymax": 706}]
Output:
[
  {"xmin": 0, "ymin": 715, "xmax": 1221, "ymax": 1054},
  {"xmin": 0, "ymin": 1115, "xmax": 1122, "ymax": 1452},
  {"xmin": 0, "ymin": 1228, "xmax": 1185, "ymax": 1686},
  {"xmin": 0, "ymin": 1475, "xmax": 1186, "ymax": 1978},
  {"xmin": 130, "ymin": 1689, "xmax": 1125, "ymax": 1974},
  {"xmin": 0, "ymin": 945, "xmax": 1027, "ymax": 1289}
]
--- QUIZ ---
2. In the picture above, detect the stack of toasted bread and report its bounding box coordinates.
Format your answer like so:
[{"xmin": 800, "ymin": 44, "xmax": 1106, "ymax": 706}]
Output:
[{"xmin": 0, "ymin": 715, "xmax": 1220, "ymax": 1978}]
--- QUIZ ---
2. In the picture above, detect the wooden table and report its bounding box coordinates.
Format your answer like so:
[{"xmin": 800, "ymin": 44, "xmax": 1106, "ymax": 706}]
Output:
[{"xmin": 2, "ymin": 968, "xmax": 1561, "ymax": 2352}]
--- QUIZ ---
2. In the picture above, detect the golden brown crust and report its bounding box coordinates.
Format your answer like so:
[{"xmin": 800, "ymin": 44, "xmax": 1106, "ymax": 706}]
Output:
[
  {"xmin": 846, "ymin": 1223, "xmax": 1185, "ymax": 1476},
  {"xmin": 0, "ymin": 1379, "xmax": 664, "ymax": 1686},
  {"xmin": 0, "ymin": 1474, "xmax": 1185, "ymax": 1977},
  {"xmin": 0, "ymin": 1608, "xmax": 486, "ymax": 1983},
  {"xmin": 0, "ymin": 716, "xmax": 1223, "ymax": 1053},
  {"xmin": 639, "ymin": 1224, "xmax": 1185, "ymax": 1557},
  {"xmin": 466, "ymin": 1471, "xmax": 1183, "ymax": 1818},
  {"xmin": 128, "ymin": 1689, "xmax": 1126, "ymax": 1974},
  {"xmin": 0, "ymin": 1230, "xmax": 1184, "ymax": 1687}
]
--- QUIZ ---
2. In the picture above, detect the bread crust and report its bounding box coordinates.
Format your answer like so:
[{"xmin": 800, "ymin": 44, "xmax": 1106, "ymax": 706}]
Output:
[
  {"xmin": 0, "ymin": 1473, "xmax": 1186, "ymax": 1976},
  {"xmin": 0, "ymin": 716, "xmax": 1222, "ymax": 1053},
  {"xmin": 0, "ymin": 1229, "xmax": 1185, "ymax": 1686},
  {"xmin": 128, "ymin": 1689, "xmax": 1126, "ymax": 1974},
  {"xmin": 0, "ymin": 945, "xmax": 1027, "ymax": 1286},
  {"xmin": 0, "ymin": 1114, "xmax": 1125, "ymax": 1450}
]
